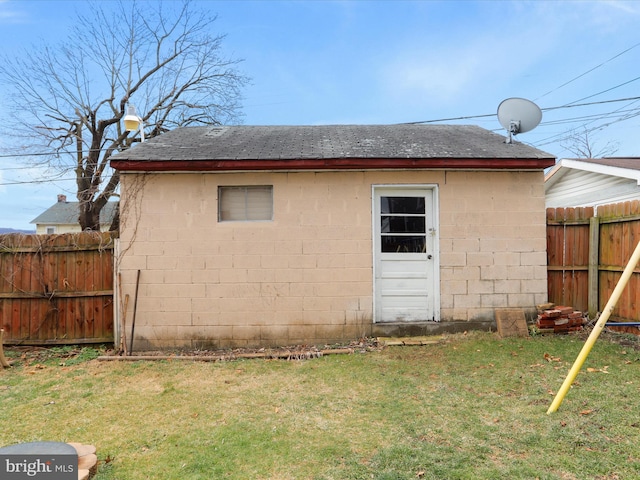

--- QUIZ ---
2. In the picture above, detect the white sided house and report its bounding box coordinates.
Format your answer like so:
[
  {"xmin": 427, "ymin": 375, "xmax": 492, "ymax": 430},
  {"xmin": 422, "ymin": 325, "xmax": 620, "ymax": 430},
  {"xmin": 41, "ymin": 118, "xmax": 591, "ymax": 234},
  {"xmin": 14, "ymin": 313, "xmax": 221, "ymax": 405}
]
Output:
[
  {"xmin": 545, "ymin": 157, "xmax": 640, "ymax": 208},
  {"xmin": 110, "ymin": 125, "xmax": 556, "ymax": 349}
]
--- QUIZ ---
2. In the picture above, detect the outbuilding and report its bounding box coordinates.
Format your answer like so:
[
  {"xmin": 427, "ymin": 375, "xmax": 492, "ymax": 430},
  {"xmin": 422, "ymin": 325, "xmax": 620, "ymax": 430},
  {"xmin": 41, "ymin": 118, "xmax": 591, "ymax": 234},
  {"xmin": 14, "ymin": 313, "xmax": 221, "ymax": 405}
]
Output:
[{"xmin": 110, "ymin": 124, "xmax": 555, "ymax": 349}]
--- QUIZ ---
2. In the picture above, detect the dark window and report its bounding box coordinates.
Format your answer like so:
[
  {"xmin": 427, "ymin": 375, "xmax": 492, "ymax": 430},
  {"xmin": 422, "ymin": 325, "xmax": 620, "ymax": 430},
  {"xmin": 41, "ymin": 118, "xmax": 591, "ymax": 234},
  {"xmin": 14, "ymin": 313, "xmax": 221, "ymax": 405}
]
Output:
[{"xmin": 380, "ymin": 196, "xmax": 426, "ymax": 253}]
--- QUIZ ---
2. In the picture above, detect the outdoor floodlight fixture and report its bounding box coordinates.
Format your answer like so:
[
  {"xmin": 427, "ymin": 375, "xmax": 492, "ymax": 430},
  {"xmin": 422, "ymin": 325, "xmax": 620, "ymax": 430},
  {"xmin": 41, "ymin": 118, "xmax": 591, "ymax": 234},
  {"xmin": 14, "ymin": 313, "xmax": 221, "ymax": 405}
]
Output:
[{"xmin": 123, "ymin": 105, "xmax": 145, "ymax": 142}]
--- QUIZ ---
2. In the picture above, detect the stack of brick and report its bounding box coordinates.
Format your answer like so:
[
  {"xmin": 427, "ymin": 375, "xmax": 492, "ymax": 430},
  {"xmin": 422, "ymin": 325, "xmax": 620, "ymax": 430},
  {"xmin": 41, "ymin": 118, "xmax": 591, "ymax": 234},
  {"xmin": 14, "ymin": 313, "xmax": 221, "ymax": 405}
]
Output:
[
  {"xmin": 536, "ymin": 305, "xmax": 586, "ymax": 333},
  {"xmin": 67, "ymin": 443, "xmax": 97, "ymax": 480}
]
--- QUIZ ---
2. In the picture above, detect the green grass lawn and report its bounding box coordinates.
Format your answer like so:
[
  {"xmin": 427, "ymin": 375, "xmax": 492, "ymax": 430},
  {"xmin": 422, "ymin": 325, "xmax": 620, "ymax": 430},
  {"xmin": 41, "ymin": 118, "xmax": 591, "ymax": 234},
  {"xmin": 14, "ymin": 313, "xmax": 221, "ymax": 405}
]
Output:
[{"xmin": 1, "ymin": 331, "xmax": 639, "ymax": 479}]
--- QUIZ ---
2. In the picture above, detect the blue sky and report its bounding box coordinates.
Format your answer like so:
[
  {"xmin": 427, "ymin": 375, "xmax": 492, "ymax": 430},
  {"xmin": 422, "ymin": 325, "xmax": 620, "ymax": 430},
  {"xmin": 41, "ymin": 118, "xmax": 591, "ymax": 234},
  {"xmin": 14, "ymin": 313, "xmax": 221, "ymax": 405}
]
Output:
[{"xmin": 1, "ymin": 0, "xmax": 640, "ymax": 230}]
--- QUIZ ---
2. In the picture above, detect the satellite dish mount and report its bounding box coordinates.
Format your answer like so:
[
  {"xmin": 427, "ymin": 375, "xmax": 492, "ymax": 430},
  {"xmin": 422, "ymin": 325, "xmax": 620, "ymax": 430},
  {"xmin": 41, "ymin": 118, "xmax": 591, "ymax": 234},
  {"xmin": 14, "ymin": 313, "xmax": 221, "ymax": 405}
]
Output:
[{"xmin": 497, "ymin": 98, "xmax": 542, "ymax": 144}]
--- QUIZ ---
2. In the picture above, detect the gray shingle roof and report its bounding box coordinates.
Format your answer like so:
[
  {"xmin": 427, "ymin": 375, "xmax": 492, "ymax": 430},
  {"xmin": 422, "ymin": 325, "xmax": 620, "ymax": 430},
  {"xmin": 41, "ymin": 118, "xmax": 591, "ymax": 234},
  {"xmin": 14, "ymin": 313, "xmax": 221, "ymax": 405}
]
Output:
[
  {"xmin": 112, "ymin": 124, "xmax": 554, "ymax": 162},
  {"xmin": 30, "ymin": 201, "xmax": 118, "ymax": 225}
]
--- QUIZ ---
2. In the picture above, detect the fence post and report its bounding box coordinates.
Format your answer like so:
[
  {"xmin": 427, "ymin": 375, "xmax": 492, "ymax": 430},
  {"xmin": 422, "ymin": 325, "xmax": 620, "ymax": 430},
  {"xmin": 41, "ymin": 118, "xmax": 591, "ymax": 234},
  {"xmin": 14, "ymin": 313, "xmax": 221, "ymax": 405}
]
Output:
[{"xmin": 588, "ymin": 215, "xmax": 599, "ymax": 318}]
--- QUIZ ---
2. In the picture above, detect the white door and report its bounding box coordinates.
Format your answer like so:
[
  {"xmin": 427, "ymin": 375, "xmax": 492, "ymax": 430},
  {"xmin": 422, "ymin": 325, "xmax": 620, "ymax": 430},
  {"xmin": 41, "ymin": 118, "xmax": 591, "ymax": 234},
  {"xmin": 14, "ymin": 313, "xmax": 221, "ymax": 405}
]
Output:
[{"xmin": 373, "ymin": 187, "xmax": 439, "ymax": 322}]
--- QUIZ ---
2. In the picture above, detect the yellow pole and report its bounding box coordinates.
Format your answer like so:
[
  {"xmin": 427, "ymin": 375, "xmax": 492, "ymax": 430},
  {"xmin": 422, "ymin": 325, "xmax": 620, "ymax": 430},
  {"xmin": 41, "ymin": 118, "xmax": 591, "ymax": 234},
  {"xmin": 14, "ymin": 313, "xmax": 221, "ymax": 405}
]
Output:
[{"xmin": 547, "ymin": 239, "xmax": 640, "ymax": 414}]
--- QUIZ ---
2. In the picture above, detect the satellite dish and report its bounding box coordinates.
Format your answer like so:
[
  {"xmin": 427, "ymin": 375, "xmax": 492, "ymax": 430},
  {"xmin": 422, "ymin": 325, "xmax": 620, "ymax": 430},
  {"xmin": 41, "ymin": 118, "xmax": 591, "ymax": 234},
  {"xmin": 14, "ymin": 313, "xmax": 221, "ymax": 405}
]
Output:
[{"xmin": 497, "ymin": 97, "xmax": 542, "ymax": 144}]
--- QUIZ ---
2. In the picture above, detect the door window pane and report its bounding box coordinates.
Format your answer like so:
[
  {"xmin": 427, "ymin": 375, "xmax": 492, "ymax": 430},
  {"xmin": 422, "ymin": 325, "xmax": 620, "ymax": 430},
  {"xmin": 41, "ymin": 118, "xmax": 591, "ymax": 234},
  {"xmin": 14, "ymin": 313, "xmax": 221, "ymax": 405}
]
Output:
[
  {"xmin": 381, "ymin": 216, "xmax": 425, "ymax": 233},
  {"xmin": 380, "ymin": 197, "xmax": 425, "ymax": 214},
  {"xmin": 382, "ymin": 236, "xmax": 426, "ymax": 253}
]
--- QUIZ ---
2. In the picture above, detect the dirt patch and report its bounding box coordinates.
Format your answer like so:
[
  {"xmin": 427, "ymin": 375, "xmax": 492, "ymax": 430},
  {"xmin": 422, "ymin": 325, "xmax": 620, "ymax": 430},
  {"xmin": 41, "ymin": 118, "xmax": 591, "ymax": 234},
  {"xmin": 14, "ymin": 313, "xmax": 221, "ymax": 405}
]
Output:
[
  {"xmin": 577, "ymin": 323, "xmax": 640, "ymax": 351},
  {"xmin": 111, "ymin": 337, "xmax": 383, "ymax": 360},
  {"xmin": 4, "ymin": 338, "xmax": 383, "ymax": 366},
  {"xmin": 5, "ymin": 330, "xmax": 639, "ymax": 366}
]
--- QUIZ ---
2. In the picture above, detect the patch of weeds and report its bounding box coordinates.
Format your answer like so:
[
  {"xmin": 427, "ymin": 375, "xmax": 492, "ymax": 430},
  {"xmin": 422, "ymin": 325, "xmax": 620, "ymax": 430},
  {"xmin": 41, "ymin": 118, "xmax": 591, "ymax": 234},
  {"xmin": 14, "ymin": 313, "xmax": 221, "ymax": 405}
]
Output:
[
  {"xmin": 4, "ymin": 345, "xmax": 106, "ymax": 368},
  {"xmin": 57, "ymin": 346, "xmax": 104, "ymax": 365}
]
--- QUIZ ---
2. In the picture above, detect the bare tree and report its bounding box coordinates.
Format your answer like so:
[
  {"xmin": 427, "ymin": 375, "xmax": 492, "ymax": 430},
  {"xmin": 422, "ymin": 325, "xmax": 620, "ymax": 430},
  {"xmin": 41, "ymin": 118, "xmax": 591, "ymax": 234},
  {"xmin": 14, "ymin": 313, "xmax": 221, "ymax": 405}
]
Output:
[
  {"xmin": 0, "ymin": 0, "xmax": 247, "ymax": 231},
  {"xmin": 561, "ymin": 127, "xmax": 619, "ymax": 159}
]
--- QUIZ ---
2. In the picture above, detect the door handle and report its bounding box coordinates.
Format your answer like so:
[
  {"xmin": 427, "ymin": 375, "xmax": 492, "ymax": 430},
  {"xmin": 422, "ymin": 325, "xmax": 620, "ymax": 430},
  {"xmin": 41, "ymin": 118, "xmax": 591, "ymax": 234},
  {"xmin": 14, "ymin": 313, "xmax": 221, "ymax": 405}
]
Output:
[{"xmin": 427, "ymin": 254, "xmax": 433, "ymax": 260}]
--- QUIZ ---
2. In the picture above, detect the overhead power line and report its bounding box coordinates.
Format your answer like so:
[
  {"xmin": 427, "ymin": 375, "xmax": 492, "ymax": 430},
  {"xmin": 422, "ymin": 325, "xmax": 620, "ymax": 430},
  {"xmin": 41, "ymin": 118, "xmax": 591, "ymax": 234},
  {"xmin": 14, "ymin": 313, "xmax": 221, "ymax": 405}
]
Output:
[
  {"xmin": 535, "ymin": 41, "xmax": 640, "ymax": 101},
  {"xmin": 563, "ymin": 77, "xmax": 640, "ymax": 107},
  {"xmin": 0, "ymin": 146, "xmax": 112, "ymax": 159},
  {"xmin": 0, "ymin": 177, "xmax": 76, "ymax": 186},
  {"xmin": 401, "ymin": 96, "xmax": 640, "ymax": 125}
]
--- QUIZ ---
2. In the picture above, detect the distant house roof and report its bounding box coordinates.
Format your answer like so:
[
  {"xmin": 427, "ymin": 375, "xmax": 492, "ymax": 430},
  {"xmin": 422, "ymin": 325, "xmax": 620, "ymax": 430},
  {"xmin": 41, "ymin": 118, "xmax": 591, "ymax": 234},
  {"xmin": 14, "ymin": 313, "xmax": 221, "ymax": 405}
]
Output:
[
  {"xmin": 546, "ymin": 157, "xmax": 640, "ymax": 184},
  {"xmin": 110, "ymin": 125, "xmax": 555, "ymax": 172},
  {"xmin": 30, "ymin": 199, "xmax": 118, "ymax": 226},
  {"xmin": 545, "ymin": 157, "xmax": 640, "ymax": 208}
]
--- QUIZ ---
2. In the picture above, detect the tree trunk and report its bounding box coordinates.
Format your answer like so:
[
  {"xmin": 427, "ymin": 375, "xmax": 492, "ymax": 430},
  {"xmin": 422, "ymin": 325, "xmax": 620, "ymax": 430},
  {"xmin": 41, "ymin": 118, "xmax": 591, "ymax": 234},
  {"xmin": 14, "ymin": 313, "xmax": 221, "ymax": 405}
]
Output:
[
  {"xmin": 78, "ymin": 201, "xmax": 101, "ymax": 231},
  {"xmin": 109, "ymin": 204, "xmax": 120, "ymax": 232}
]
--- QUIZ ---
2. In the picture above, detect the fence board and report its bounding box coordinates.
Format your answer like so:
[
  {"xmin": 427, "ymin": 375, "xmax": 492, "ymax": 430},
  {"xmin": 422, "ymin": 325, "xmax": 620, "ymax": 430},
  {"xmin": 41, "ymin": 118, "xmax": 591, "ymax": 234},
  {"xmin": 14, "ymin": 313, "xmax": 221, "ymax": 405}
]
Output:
[
  {"xmin": 546, "ymin": 206, "xmax": 592, "ymax": 312},
  {"xmin": 0, "ymin": 232, "xmax": 115, "ymax": 345},
  {"xmin": 547, "ymin": 201, "xmax": 640, "ymax": 329}
]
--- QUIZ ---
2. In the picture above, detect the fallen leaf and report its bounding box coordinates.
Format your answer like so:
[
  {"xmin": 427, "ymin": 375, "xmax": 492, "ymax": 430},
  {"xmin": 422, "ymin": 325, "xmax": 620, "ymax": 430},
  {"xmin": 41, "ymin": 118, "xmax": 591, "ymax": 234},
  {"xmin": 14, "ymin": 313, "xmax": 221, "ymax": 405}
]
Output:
[
  {"xmin": 587, "ymin": 366, "xmax": 610, "ymax": 373},
  {"xmin": 580, "ymin": 409, "xmax": 593, "ymax": 416}
]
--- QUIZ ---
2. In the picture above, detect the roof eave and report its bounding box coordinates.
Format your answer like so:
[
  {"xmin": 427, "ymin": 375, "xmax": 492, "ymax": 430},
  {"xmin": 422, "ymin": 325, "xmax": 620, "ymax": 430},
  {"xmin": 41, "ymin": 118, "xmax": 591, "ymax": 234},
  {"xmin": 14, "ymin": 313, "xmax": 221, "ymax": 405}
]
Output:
[
  {"xmin": 111, "ymin": 157, "xmax": 556, "ymax": 172},
  {"xmin": 553, "ymin": 158, "xmax": 640, "ymax": 184}
]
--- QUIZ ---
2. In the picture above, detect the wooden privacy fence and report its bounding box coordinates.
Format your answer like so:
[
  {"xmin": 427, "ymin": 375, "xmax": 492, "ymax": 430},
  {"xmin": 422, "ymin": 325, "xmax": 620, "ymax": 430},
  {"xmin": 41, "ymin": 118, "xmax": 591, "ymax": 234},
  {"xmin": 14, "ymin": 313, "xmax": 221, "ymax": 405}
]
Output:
[
  {"xmin": 547, "ymin": 200, "xmax": 640, "ymax": 330},
  {"xmin": 0, "ymin": 232, "xmax": 115, "ymax": 345}
]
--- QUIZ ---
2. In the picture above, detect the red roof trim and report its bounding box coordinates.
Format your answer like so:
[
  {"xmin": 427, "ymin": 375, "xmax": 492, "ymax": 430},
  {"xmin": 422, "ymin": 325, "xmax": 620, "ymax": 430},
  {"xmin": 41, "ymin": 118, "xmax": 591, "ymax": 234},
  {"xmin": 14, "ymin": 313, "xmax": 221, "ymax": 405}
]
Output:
[{"xmin": 111, "ymin": 157, "xmax": 556, "ymax": 172}]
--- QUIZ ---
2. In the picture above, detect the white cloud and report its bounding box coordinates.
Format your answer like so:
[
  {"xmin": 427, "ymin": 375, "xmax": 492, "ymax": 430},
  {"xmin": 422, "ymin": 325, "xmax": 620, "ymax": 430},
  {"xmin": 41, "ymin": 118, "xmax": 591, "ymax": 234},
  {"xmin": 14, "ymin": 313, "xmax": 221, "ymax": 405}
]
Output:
[
  {"xmin": 602, "ymin": 0, "xmax": 640, "ymax": 15},
  {"xmin": 377, "ymin": 0, "xmax": 640, "ymax": 114},
  {"xmin": 0, "ymin": 0, "xmax": 27, "ymax": 24},
  {"xmin": 388, "ymin": 49, "xmax": 488, "ymax": 103}
]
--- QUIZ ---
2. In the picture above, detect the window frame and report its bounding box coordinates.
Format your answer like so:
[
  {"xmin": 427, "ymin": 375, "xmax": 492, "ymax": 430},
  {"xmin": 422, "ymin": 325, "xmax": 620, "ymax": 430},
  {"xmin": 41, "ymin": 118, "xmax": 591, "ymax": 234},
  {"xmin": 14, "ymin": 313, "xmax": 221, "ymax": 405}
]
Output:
[{"xmin": 218, "ymin": 185, "xmax": 274, "ymax": 222}]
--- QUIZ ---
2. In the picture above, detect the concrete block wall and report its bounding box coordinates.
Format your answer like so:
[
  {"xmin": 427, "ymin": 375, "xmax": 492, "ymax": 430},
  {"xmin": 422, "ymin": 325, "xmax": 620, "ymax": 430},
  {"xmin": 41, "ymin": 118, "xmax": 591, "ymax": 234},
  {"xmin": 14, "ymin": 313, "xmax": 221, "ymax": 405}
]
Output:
[
  {"xmin": 118, "ymin": 169, "xmax": 548, "ymax": 349},
  {"xmin": 438, "ymin": 170, "xmax": 548, "ymax": 322}
]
